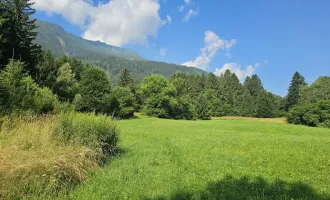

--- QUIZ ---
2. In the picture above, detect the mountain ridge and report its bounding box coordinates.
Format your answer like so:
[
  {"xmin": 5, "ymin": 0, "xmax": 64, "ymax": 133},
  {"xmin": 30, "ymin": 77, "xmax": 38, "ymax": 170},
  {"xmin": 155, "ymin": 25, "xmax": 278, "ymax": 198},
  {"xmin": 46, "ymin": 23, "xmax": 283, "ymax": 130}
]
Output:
[{"xmin": 35, "ymin": 20, "xmax": 206, "ymax": 82}]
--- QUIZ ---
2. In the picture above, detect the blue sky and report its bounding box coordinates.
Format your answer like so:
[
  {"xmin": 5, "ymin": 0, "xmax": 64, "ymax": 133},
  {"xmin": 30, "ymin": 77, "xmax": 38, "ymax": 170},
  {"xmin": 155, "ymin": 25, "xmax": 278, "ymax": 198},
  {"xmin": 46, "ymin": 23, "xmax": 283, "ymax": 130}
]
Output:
[{"xmin": 33, "ymin": 0, "xmax": 330, "ymax": 96}]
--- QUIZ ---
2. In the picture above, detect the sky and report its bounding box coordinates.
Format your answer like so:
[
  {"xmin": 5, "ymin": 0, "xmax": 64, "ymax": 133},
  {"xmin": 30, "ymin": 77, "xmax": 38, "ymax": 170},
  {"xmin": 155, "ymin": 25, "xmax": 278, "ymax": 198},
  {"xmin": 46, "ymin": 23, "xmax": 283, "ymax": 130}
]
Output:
[{"xmin": 32, "ymin": 0, "xmax": 330, "ymax": 96}]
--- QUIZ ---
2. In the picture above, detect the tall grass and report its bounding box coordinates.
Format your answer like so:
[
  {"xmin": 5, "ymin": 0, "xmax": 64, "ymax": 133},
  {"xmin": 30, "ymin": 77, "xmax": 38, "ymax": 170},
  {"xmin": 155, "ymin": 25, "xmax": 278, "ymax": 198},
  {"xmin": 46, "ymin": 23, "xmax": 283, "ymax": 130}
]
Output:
[{"xmin": 0, "ymin": 112, "xmax": 119, "ymax": 199}]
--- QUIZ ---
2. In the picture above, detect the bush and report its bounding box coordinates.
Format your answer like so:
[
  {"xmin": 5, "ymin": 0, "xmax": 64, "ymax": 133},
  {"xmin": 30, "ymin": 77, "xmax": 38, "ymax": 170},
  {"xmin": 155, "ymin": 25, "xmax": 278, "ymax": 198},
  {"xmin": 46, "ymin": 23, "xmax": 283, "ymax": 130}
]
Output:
[
  {"xmin": 287, "ymin": 100, "xmax": 330, "ymax": 128},
  {"xmin": 54, "ymin": 112, "xmax": 119, "ymax": 156},
  {"xmin": 34, "ymin": 87, "xmax": 59, "ymax": 114},
  {"xmin": 170, "ymin": 96, "xmax": 196, "ymax": 120}
]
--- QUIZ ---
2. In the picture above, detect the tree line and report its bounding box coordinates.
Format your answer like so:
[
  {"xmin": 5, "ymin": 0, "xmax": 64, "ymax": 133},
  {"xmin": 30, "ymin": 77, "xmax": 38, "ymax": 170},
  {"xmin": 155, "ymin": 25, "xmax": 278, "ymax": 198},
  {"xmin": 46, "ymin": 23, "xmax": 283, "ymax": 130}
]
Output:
[{"xmin": 0, "ymin": 0, "xmax": 329, "ymax": 128}]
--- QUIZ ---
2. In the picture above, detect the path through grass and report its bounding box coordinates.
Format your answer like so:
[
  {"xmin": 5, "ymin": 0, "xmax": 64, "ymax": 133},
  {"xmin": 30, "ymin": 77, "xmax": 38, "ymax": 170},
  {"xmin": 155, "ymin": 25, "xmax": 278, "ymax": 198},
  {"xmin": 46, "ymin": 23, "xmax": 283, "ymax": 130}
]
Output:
[{"xmin": 65, "ymin": 117, "xmax": 330, "ymax": 199}]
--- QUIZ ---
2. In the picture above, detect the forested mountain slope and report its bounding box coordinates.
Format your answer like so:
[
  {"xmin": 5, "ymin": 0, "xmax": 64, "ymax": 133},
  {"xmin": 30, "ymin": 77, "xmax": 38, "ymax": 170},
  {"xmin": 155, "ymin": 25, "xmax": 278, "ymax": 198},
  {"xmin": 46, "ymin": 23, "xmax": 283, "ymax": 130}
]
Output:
[{"xmin": 35, "ymin": 20, "xmax": 205, "ymax": 80}]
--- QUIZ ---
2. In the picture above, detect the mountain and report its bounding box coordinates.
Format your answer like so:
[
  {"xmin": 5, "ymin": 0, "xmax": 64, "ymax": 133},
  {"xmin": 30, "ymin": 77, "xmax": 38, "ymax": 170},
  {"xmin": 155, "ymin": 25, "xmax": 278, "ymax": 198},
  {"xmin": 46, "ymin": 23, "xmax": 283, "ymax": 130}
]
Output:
[
  {"xmin": 35, "ymin": 20, "xmax": 205, "ymax": 82},
  {"xmin": 36, "ymin": 20, "xmax": 143, "ymax": 60}
]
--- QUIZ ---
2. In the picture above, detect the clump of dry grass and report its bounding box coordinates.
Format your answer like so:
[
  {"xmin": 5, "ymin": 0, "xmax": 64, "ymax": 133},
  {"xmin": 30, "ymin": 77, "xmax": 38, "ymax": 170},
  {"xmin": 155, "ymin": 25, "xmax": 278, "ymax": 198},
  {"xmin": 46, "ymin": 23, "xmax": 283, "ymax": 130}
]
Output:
[
  {"xmin": 0, "ymin": 115, "xmax": 102, "ymax": 199},
  {"xmin": 211, "ymin": 116, "xmax": 287, "ymax": 123}
]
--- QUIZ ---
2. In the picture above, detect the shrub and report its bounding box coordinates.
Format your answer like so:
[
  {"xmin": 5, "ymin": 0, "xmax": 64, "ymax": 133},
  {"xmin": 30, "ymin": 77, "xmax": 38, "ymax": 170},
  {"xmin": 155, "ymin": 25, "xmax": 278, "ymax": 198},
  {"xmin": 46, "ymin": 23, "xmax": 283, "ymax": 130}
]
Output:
[
  {"xmin": 34, "ymin": 87, "xmax": 59, "ymax": 114},
  {"xmin": 54, "ymin": 112, "xmax": 119, "ymax": 156},
  {"xmin": 170, "ymin": 96, "xmax": 196, "ymax": 120},
  {"xmin": 287, "ymin": 100, "xmax": 330, "ymax": 128}
]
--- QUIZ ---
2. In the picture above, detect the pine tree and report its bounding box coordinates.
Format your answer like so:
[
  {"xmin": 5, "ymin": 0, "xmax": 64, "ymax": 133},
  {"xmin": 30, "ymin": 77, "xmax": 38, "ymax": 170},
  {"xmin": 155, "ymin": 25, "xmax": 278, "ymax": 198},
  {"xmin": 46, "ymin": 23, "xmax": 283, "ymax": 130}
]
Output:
[
  {"xmin": 285, "ymin": 72, "xmax": 307, "ymax": 111},
  {"xmin": 118, "ymin": 68, "xmax": 133, "ymax": 88},
  {"xmin": 0, "ymin": 0, "xmax": 41, "ymax": 77}
]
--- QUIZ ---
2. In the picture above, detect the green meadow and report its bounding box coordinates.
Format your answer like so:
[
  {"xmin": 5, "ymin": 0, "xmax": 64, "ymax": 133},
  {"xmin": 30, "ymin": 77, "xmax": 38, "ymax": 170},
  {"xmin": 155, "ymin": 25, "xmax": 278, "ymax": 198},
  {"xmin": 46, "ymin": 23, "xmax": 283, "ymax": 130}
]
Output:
[{"xmin": 64, "ymin": 116, "xmax": 330, "ymax": 199}]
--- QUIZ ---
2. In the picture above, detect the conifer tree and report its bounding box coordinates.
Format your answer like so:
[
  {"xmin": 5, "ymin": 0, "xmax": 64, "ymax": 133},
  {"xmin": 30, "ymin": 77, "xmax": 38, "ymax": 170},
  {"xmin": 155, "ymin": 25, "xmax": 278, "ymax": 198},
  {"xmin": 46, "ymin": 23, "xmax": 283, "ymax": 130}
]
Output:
[
  {"xmin": 0, "ymin": 0, "xmax": 41, "ymax": 77},
  {"xmin": 118, "ymin": 68, "xmax": 133, "ymax": 88},
  {"xmin": 244, "ymin": 74, "xmax": 264, "ymax": 97},
  {"xmin": 285, "ymin": 72, "xmax": 307, "ymax": 111}
]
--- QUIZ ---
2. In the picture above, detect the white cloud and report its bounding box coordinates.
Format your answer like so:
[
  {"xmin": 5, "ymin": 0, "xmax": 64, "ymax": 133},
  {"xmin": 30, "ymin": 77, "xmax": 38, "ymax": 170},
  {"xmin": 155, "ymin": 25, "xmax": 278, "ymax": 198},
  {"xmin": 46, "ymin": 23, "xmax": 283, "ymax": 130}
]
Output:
[
  {"xmin": 161, "ymin": 15, "xmax": 172, "ymax": 25},
  {"xmin": 178, "ymin": 0, "xmax": 191, "ymax": 12},
  {"xmin": 160, "ymin": 48, "xmax": 167, "ymax": 56},
  {"xmin": 214, "ymin": 63, "xmax": 260, "ymax": 82},
  {"xmin": 183, "ymin": 8, "xmax": 199, "ymax": 22},
  {"xmin": 264, "ymin": 60, "xmax": 268, "ymax": 64},
  {"xmin": 185, "ymin": 0, "xmax": 191, "ymax": 5},
  {"xmin": 182, "ymin": 30, "xmax": 236, "ymax": 70},
  {"xmin": 33, "ymin": 0, "xmax": 170, "ymax": 47}
]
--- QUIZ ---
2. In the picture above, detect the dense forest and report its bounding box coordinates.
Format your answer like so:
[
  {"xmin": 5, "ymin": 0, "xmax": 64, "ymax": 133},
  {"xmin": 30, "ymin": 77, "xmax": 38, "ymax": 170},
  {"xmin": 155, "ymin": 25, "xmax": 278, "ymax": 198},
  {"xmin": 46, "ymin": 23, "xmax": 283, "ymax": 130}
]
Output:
[
  {"xmin": 0, "ymin": 0, "xmax": 329, "ymax": 128},
  {"xmin": 35, "ymin": 20, "xmax": 205, "ymax": 84}
]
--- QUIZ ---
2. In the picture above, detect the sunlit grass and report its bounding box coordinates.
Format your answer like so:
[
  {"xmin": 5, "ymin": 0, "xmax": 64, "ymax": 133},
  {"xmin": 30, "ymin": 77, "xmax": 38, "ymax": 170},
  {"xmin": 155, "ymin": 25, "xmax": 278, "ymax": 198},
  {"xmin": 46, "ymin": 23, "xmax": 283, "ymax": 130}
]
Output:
[{"xmin": 65, "ymin": 116, "xmax": 330, "ymax": 199}]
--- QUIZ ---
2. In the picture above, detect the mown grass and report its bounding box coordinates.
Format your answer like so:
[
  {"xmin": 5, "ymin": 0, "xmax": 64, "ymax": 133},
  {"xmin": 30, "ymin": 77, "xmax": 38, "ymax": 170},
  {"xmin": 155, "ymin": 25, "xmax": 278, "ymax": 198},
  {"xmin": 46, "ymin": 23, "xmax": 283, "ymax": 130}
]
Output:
[{"xmin": 65, "ymin": 116, "xmax": 330, "ymax": 199}]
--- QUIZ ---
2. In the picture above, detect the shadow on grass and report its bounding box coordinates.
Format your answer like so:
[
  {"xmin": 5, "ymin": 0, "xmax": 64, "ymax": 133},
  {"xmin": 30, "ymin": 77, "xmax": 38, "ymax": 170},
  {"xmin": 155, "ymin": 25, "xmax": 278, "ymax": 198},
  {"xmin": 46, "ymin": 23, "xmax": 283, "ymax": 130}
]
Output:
[{"xmin": 147, "ymin": 175, "xmax": 329, "ymax": 200}]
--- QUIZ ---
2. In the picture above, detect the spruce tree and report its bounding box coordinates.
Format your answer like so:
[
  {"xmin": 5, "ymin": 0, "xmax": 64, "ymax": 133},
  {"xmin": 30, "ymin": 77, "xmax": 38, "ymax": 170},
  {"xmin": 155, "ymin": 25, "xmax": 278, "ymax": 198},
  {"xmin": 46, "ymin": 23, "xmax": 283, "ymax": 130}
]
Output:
[
  {"xmin": 0, "ymin": 0, "xmax": 41, "ymax": 77},
  {"xmin": 244, "ymin": 74, "xmax": 264, "ymax": 97},
  {"xmin": 118, "ymin": 68, "xmax": 133, "ymax": 88},
  {"xmin": 285, "ymin": 72, "xmax": 307, "ymax": 111}
]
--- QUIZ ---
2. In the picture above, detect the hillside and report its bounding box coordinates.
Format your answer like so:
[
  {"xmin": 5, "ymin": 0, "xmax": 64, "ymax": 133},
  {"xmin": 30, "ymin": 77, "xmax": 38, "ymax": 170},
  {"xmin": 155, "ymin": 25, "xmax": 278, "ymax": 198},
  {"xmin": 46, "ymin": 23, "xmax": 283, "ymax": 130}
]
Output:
[{"xmin": 35, "ymin": 20, "xmax": 205, "ymax": 81}]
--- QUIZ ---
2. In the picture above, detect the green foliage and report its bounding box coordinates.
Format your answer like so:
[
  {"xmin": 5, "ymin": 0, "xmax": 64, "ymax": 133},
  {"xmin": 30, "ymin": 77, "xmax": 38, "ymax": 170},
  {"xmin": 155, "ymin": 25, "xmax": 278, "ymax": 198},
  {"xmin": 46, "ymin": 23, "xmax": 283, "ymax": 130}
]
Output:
[
  {"xmin": 112, "ymin": 87, "xmax": 136, "ymax": 119},
  {"xmin": 0, "ymin": 60, "xmax": 58, "ymax": 114},
  {"xmin": 244, "ymin": 74, "xmax": 264, "ymax": 97},
  {"xmin": 195, "ymin": 92, "xmax": 212, "ymax": 120},
  {"xmin": 169, "ymin": 96, "xmax": 196, "ymax": 120},
  {"xmin": 54, "ymin": 62, "xmax": 77, "ymax": 102},
  {"xmin": 0, "ymin": 0, "xmax": 41, "ymax": 77},
  {"xmin": 54, "ymin": 112, "xmax": 119, "ymax": 156},
  {"xmin": 301, "ymin": 76, "xmax": 330, "ymax": 103},
  {"xmin": 77, "ymin": 67, "xmax": 117, "ymax": 115},
  {"xmin": 36, "ymin": 50, "xmax": 57, "ymax": 88},
  {"xmin": 287, "ymin": 100, "xmax": 330, "ymax": 128},
  {"xmin": 255, "ymin": 91, "xmax": 275, "ymax": 118},
  {"xmin": 35, "ymin": 20, "xmax": 205, "ymax": 83},
  {"xmin": 138, "ymin": 74, "xmax": 176, "ymax": 118},
  {"xmin": 285, "ymin": 72, "xmax": 307, "ymax": 111},
  {"xmin": 33, "ymin": 87, "xmax": 59, "ymax": 114},
  {"xmin": 117, "ymin": 68, "xmax": 133, "ymax": 88}
]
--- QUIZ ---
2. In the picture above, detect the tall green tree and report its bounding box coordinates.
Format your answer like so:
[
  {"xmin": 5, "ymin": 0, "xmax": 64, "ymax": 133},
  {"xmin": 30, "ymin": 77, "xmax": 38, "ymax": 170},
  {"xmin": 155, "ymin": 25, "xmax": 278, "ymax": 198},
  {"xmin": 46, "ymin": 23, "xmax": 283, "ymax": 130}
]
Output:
[
  {"xmin": 285, "ymin": 72, "xmax": 307, "ymax": 111},
  {"xmin": 77, "ymin": 67, "xmax": 116, "ymax": 115},
  {"xmin": 0, "ymin": 0, "xmax": 41, "ymax": 77},
  {"xmin": 36, "ymin": 50, "xmax": 57, "ymax": 88},
  {"xmin": 300, "ymin": 76, "xmax": 330, "ymax": 103},
  {"xmin": 244, "ymin": 74, "xmax": 264, "ymax": 97},
  {"xmin": 138, "ymin": 74, "xmax": 176, "ymax": 118},
  {"xmin": 117, "ymin": 68, "xmax": 133, "ymax": 88},
  {"xmin": 54, "ymin": 63, "xmax": 77, "ymax": 102}
]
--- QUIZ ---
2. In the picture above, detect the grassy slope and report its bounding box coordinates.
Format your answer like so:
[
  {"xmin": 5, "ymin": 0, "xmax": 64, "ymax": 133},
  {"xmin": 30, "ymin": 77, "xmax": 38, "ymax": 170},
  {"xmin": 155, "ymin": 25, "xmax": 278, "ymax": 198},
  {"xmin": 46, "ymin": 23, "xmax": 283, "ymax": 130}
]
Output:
[{"xmin": 67, "ymin": 117, "xmax": 330, "ymax": 199}]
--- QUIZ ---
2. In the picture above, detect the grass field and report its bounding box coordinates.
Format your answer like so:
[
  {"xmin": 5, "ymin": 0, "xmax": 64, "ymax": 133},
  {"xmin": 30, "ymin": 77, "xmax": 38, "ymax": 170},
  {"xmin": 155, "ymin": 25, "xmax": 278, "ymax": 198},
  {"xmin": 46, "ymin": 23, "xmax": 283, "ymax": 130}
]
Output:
[{"xmin": 61, "ymin": 116, "xmax": 330, "ymax": 199}]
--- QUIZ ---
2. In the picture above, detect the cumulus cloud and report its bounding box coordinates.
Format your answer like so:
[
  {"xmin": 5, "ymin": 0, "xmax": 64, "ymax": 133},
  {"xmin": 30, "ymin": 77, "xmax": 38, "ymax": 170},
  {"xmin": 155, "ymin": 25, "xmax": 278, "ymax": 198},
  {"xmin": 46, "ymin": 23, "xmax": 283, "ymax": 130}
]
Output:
[
  {"xmin": 33, "ymin": 0, "xmax": 170, "ymax": 47},
  {"xmin": 183, "ymin": 8, "xmax": 199, "ymax": 22},
  {"xmin": 182, "ymin": 30, "xmax": 236, "ymax": 70},
  {"xmin": 214, "ymin": 63, "xmax": 260, "ymax": 82},
  {"xmin": 160, "ymin": 48, "xmax": 167, "ymax": 56}
]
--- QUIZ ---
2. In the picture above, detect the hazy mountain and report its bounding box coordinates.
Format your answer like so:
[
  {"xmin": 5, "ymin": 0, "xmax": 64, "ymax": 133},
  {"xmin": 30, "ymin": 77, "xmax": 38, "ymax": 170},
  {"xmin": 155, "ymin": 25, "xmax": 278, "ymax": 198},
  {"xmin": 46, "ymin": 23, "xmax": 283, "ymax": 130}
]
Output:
[{"xmin": 35, "ymin": 20, "xmax": 205, "ymax": 82}]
